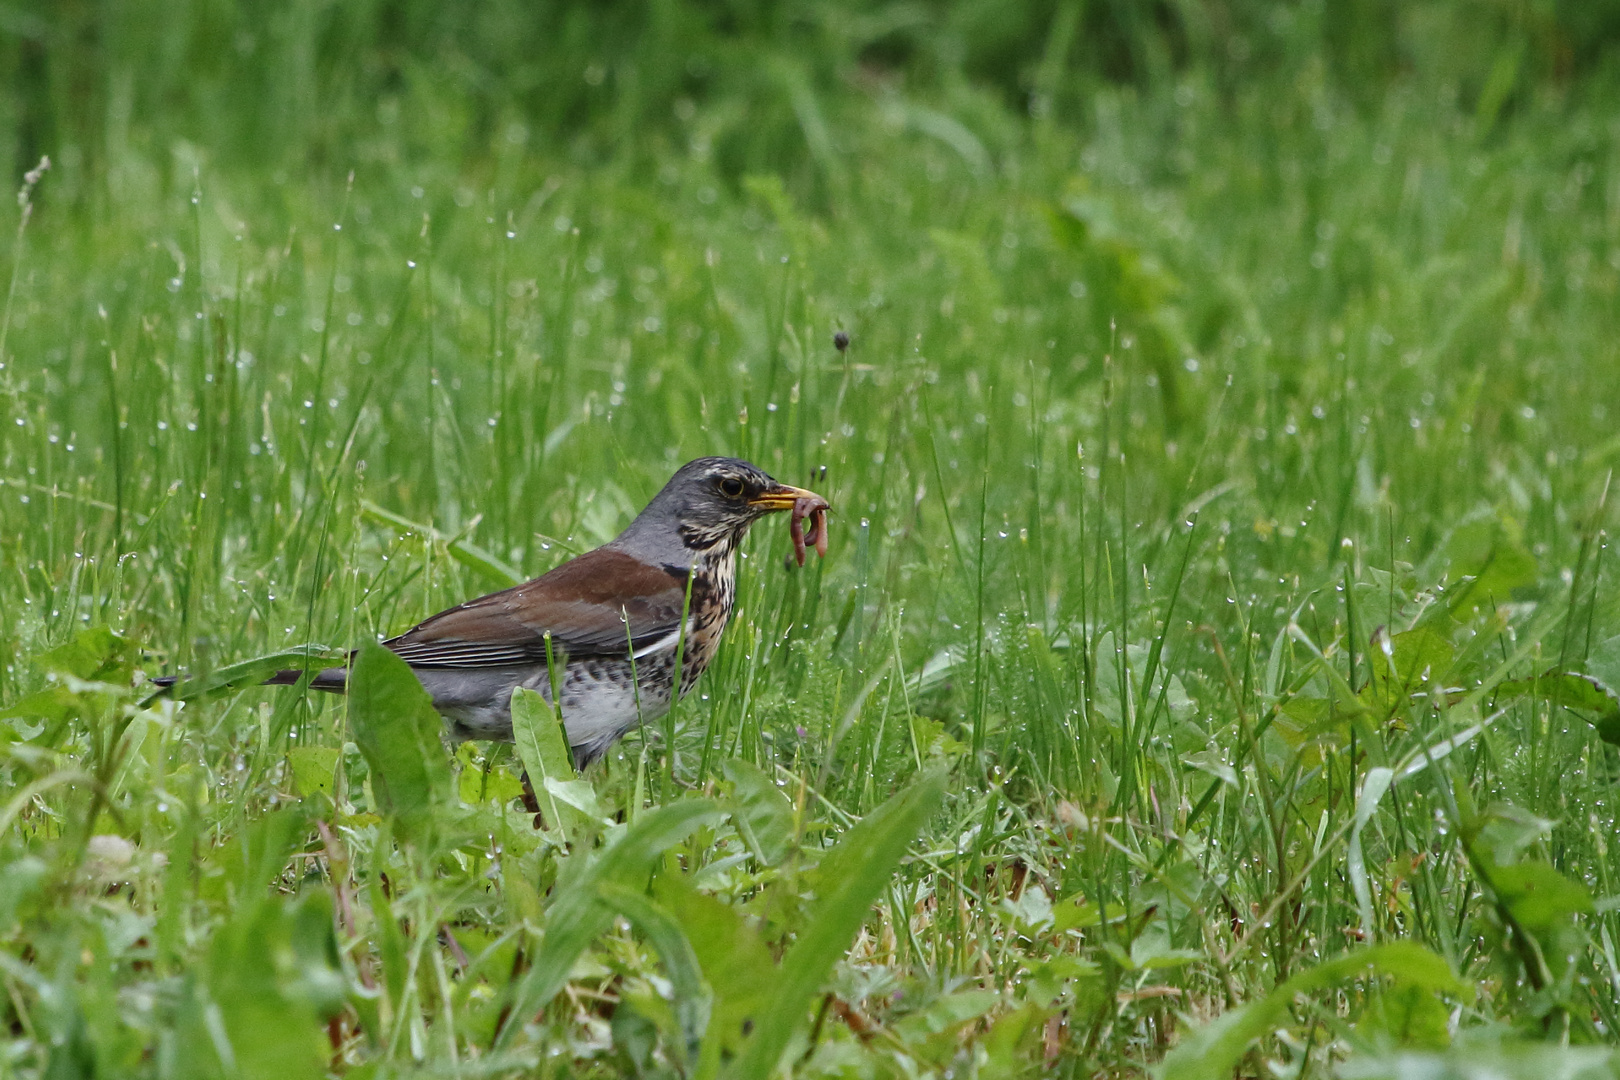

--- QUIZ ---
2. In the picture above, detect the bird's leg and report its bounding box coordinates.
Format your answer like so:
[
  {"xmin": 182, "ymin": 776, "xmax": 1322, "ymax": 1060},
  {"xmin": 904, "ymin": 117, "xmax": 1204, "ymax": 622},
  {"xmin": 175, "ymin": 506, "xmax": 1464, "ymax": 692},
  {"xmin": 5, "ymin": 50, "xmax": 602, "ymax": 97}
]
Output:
[{"xmin": 518, "ymin": 769, "xmax": 544, "ymax": 830}]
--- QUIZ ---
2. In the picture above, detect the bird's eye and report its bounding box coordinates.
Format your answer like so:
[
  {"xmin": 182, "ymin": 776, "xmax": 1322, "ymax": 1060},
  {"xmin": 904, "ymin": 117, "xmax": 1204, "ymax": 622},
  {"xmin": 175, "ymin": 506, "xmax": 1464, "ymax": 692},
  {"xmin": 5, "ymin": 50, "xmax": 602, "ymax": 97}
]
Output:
[{"xmin": 719, "ymin": 477, "xmax": 745, "ymax": 498}]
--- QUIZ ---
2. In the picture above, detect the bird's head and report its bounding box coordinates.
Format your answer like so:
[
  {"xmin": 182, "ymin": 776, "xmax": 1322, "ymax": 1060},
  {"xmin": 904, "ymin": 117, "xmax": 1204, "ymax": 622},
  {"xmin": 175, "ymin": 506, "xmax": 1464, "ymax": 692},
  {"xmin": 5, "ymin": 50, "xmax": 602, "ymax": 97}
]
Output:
[{"xmin": 614, "ymin": 457, "xmax": 826, "ymax": 560}]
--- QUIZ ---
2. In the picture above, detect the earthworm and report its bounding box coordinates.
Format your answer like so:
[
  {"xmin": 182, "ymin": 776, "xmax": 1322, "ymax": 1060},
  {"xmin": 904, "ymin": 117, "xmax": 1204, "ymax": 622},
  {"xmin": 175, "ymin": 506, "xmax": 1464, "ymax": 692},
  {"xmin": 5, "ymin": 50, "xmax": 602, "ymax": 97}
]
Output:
[{"xmin": 789, "ymin": 494, "xmax": 830, "ymax": 567}]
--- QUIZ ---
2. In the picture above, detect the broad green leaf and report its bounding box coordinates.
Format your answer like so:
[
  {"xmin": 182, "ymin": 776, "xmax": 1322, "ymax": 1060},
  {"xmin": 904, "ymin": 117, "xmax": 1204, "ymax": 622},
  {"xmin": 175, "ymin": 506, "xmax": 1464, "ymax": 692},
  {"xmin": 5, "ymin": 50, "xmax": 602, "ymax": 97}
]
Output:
[
  {"xmin": 1491, "ymin": 861, "xmax": 1594, "ymax": 934},
  {"xmin": 726, "ymin": 768, "xmax": 946, "ymax": 1080},
  {"xmin": 286, "ymin": 890, "xmax": 348, "ymax": 1018},
  {"xmin": 0, "ymin": 684, "xmax": 80, "ymax": 723},
  {"xmin": 1495, "ymin": 670, "xmax": 1620, "ymax": 746},
  {"xmin": 612, "ymin": 994, "xmax": 663, "ymax": 1076},
  {"xmin": 347, "ymin": 642, "xmax": 452, "ymax": 845},
  {"xmin": 652, "ymin": 872, "xmax": 776, "ymax": 1064},
  {"xmin": 230, "ymin": 804, "xmax": 307, "ymax": 896},
  {"xmin": 1022, "ymin": 955, "xmax": 1100, "ymax": 1003},
  {"xmin": 892, "ymin": 988, "xmax": 1000, "ymax": 1040},
  {"xmin": 981, "ymin": 1003, "xmax": 1046, "ymax": 1075},
  {"xmin": 457, "ymin": 760, "xmax": 526, "ymax": 806},
  {"xmin": 207, "ymin": 911, "xmax": 330, "ymax": 1080},
  {"xmin": 494, "ymin": 799, "xmax": 724, "ymax": 1048},
  {"xmin": 724, "ymin": 758, "xmax": 796, "ymax": 866},
  {"xmin": 997, "ymin": 883, "xmax": 1054, "ymax": 936},
  {"xmin": 598, "ymin": 882, "xmax": 713, "ymax": 1070},
  {"xmin": 1356, "ymin": 979, "xmax": 1452, "ymax": 1049},
  {"xmin": 0, "ymin": 854, "xmax": 46, "ymax": 929},
  {"xmin": 510, "ymin": 687, "xmax": 574, "ymax": 779},
  {"xmin": 455, "ymin": 743, "xmax": 525, "ymax": 804},
  {"xmin": 1052, "ymin": 893, "xmax": 1109, "ymax": 932},
  {"xmin": 3, "ymin": 628, "xmax": 144, "ymax": 723},
  {"xmin": 1368, "ymin": 627, "xmax": 1455, "ymax": 709},
  {"xmin": 911, "ymin": 714, "xmax": 969, "ymax": 759},
  {"xmin": 1181, "ymin": 749, "xmax": 1238, "ymax": 787},
  {"xmin": 1159, "ymin": 942, "xmax": 1465, "ymax": 1080},
  {"xmin": 37, "ymin": 626, "xmax": 134, "ymax": 681},
  {"xmin": 204, "ymin": 806, "xmax": 332, "ymax": 1080},
  {"xmin": 1123, "ymin": 925, "xmax": 1201, "ymax": 970},
  {"xmin": 510, "ymin": 686, "xmax": 576, "ymax": 834},
  {"xmin": 544, "ymin": 776, "xmax": 609, "ymax": 824},
  {"xmin": 1585, "ymin": 633, "xmax": 1620, "ymax": 693},
  {"xmin": 1388, "ymin": 627, "xmax": 1455, "ymax": 682},
  {"xmin": 286, "ymin": 746, "xmax": 341, "ymax": 799},
  {"xmin": 1445, "ymin": 515, "xmax": 1537, "ymax": 610},
  {"xmin": 1472, "ymin": 801, "xmax": 1555, "ymax": 866}
]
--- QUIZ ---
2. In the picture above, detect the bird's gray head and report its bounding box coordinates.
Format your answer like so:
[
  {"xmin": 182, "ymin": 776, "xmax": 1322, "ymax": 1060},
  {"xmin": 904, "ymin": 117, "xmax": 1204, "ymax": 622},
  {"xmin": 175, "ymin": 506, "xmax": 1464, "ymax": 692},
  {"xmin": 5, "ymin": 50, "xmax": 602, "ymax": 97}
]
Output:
[{"xmin": 613, "ymin": 457, "xmax": 823, "ymax": 561}]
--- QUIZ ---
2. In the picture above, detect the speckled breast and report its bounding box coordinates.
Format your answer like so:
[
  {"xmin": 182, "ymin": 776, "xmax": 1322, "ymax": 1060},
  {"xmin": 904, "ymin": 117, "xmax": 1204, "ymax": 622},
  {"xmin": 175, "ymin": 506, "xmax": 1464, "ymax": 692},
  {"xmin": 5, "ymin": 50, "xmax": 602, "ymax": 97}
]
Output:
[{"xmin": 674, "ymin": 548, "xmax": 736, "ymax": 695}]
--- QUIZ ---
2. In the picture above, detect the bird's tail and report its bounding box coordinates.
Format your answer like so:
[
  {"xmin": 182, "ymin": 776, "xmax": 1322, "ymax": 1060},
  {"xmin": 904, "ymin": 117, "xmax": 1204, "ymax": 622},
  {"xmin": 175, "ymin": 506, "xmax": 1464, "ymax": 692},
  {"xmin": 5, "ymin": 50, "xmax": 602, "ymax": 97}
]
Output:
[
  {"xmin": 265, "ymin": 667, "xmax": 351, "ymax": 691},
  {"xmin": 146, "ymin": 666, "xmax": 349, "ymax": 695}
]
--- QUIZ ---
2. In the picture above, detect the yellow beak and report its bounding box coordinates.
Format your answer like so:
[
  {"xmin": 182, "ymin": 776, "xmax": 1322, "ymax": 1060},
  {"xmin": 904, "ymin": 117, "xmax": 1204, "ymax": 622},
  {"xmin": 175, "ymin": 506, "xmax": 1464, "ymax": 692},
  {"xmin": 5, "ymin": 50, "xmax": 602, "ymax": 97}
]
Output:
[{"xmin": 749, "ymin": 483, "xmax": 828, "ymax": 512}]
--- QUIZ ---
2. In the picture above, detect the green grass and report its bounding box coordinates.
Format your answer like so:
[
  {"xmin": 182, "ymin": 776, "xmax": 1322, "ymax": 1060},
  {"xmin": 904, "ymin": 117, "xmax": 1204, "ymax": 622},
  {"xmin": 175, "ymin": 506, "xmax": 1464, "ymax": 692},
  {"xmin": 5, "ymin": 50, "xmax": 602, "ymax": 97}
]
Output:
[{"xmin": 4, "ymin": 4, "xmax": 1620, "ymax": 1077}]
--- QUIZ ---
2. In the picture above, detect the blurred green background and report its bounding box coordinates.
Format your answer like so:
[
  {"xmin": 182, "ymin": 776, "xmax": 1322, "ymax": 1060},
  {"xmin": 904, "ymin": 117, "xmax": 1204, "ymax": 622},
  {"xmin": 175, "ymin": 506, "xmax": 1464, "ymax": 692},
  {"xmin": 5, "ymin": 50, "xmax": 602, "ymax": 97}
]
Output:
[{"xmin": 6, "ymin": 0, "xmax": 1620, "ymax": 189}]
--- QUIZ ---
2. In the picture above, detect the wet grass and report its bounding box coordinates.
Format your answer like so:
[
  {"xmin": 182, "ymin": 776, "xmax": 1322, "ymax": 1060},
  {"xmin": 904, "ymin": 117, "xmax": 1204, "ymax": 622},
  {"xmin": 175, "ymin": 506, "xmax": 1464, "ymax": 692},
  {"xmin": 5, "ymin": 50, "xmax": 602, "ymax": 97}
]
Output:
[{"xmin": 4, "ymin": 16, "xmax": 1620, "ymax": 1078}]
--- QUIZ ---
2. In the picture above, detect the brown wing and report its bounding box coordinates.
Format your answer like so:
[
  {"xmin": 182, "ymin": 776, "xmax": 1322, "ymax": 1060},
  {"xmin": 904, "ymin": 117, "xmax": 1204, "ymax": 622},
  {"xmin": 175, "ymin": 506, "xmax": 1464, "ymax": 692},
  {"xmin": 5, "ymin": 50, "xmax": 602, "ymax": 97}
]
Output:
[{"xmin": 383, "ymin": 548, "xmax": 689, "ymax": 668}]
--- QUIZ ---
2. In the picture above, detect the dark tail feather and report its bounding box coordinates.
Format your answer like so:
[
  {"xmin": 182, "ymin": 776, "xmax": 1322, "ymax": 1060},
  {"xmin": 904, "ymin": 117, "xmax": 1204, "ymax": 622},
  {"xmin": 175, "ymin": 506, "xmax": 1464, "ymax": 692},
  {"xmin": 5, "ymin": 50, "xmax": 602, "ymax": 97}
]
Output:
[
  {"xmin": 265, "ymin": 667, "xmax": 349, "ymax": 692},
  {"xmin": 146, "ymin": 667, "xmax": 348, "ymax": 697}
]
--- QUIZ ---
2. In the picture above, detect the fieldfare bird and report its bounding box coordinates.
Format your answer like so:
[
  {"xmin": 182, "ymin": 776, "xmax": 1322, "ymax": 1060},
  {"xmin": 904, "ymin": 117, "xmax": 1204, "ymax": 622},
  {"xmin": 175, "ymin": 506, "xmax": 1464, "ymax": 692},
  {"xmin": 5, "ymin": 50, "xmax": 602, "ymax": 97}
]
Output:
[{"xmin": 226, "ymin": 458, "xmax": 826, "ymax": 767}]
